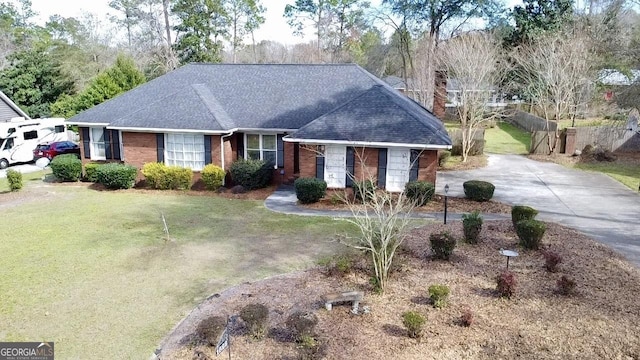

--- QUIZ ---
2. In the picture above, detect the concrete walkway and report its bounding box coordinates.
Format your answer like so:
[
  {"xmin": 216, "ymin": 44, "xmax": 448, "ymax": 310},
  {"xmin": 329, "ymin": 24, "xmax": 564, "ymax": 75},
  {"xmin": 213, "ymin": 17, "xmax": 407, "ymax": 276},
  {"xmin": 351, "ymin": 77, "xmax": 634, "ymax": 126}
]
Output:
[
  {"xmin": 264, "ymin": 185, "xmax": 508, "ymax": 221},
  {"xmin": 265, "ymin": 154, "xmax": 640, "ymax": 266}
]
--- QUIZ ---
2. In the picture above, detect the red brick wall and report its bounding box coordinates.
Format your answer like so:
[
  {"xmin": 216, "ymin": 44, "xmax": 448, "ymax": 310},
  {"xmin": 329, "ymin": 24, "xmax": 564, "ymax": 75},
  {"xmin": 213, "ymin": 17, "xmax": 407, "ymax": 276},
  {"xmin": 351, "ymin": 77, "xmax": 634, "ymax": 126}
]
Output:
[
  {"xmin": 122, "ymin": 132, "xmax": 157, "ymax": 169},
  {"xmin": 417, "ymin": 150, "xmax": 438, "ymax": 184},
  {"xmin": 353, "ymin": 147, "xmax": 379, "ymax": 182},
  {"xmin": 299, "ymin": 145, "xmax": 317, "ymax": 178}
]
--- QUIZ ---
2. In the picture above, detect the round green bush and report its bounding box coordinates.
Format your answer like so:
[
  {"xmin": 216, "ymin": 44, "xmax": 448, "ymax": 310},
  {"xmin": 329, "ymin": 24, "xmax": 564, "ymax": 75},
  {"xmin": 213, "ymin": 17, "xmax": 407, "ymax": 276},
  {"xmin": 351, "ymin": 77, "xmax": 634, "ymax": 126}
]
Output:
[
  {"xmin": 229, "ymin": 159, "xmax": 273, "ymax": 190},
  {"xmin": 50, "ymin": 154, "xmax": 82, "ymax": 182},
  {"xmin": 196, "ymin": 316, "xmax": 227, "ymax": 346},
  {"xmin": 511, "ymin": 205, "xmax": 538, "ymax": 227},
  {"xmin": 463, "ymin": 180, "xmax": 495, "ymax": 202},
  {"xmin": 83, "ymin": 162, "xmax": 102, "ymax": 182},
  {"xmin": 515, "ymin": 219, "xmax": 547, "ymax": 250},
  {"xmin": 201, "ymin": 164, "xmax": 225, "ymax": 190},
  {"xmin": 402, "ymin": 311, "xmax": 425, "ymax": 338},
  {"xmin": 96, "ymin": 163, "xmax": 137, "ymax": 189},
  {"xmin": 6, "ymin": 169, "xmax": 22, "ymax": 191},
  {"xmin": 404, "ymin": 181, "xmax": 435, "ymax": 206},
  {"xmin": 294, "ymin": 177, "xmax": 327, "ymax": 204},
  {"xmin": 429, "ymin": 231, "xmax": 457, "ymax": 260},
  {"xmin": 428, "ymin": 284, "xmax": 450, "ymax": 308},
  {"xmin": 462, "ymin": 211, "xmax": 483, "ymax": 244}
]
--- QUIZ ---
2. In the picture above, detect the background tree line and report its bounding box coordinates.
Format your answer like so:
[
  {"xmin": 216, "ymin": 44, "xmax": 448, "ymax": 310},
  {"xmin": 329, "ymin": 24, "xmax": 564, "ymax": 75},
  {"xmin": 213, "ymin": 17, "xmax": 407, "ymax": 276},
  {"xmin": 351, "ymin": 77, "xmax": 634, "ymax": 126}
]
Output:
[{"xmin": 0, "ymin": 0, "xmax": 639, "ymax": 121}]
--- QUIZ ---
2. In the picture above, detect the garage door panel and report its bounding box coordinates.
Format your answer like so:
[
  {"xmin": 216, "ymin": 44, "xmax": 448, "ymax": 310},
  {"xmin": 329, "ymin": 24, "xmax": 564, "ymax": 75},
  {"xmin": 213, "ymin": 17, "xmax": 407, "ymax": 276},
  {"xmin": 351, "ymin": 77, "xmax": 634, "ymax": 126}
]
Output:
[
  {"xmin": 386, "ymin": 148, "xmax": 410, "ymax": 192},
  {"xmin": 324, "ymin": 145, "xmax": 346, "ymax": 188}
]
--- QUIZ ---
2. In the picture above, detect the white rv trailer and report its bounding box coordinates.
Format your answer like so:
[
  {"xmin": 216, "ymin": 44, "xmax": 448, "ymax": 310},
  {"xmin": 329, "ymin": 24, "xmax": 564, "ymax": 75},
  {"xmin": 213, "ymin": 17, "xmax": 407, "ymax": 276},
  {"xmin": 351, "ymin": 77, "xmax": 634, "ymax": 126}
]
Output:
[{"xmin": 0, "ymin": 117, "xmax": 68, "ymax": 169}]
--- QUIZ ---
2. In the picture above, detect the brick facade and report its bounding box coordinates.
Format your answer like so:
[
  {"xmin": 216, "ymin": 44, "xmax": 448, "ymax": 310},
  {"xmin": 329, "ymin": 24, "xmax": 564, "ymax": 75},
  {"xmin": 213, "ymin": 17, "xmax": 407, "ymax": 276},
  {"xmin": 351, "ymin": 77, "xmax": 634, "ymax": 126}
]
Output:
[{"xmin": 81, "ymin": 129, "xmax": 441, "ymax": 189}]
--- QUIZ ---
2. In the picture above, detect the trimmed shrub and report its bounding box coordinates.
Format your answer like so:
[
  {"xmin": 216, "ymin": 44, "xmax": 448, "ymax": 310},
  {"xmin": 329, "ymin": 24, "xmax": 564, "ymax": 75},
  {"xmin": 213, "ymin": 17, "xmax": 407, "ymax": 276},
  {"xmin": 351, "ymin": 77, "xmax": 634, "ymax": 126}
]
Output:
[
  {"xmin": 462, "ymin": 211, "xmax": 483, "ymax": 244},
  {"xmin": 556, "ymin": 275, "xmax": 576, "ymax": 296},
  {"xmin": 201, "ymin": 164, "xmax": 225, "ymax": 190},
  {"xmin": 543, "ymin": 250, "xmax": 563, "ymax": 272},
  {"xmin": 6, "ymin": 169, "xmax": 22, "ymax": 191},
  {"xmin": 515, "ymin": 219, "xmax": 546, "ymax": 250},
  {"xmin": 438, "ymin": 150, "xmax": 451, "ymax": 167},
  {"xmin": 460, "ymin": 309, "xmax": 474, "ymax": 327},
  {"xmin": 317, "ymin": 253, "xmax": 355, "ymax": 277},
  {"xmin": 196, "ymin": 316, "xmax": 227, "ymax": 346},
  {"xmin": 229, "ymin": 159, "xmax": 273, "ymax": 190},
  {"xmin": 511, "ymin": 205, "xmax": 538, "ymax": 227},
  {"xmin": 50, "ymin": 154, "xmax": 82, "ymax": 182},
  {"xmin": 286, "ymin": 311, "xmax": 318, "ymax": 341},
  {"xmin": 496, "ymin": 271, "xmax": 517, "ymax": 299},
  {"xmin": 402, "ymin": 311, "xmax": 425, "ymax": 339},
  {"xmin": 141, "ymin": 162, "xmax": 193, "ymax": 190},
  {"xmin": 239, "ymin": 303, "xmax": 269, "ymax": 339},
  {"xmin": 294, "ymin": 178, "xmax": 327, "ymax": 204},
  {"xmin": 430, "ymin": 231, "xmax": 456, "ymax": 260},
  {"xmin": 404, "ymin": 181, "xmax": 435, "ymax": 206},
  {"xmin": 96, "ymin": 163, "xmax": 137, "ymax": 189},
  {"xmin": 428, "ymin": 284, "xmax": 450, "ymax": 308},
  {"xmin": 296, "ymin": 334, "xmax": 325, "ymax": 360},
  {"xmin": 353, "ymin": 179, "xmax": 375, "ymax": 202},
  {"xmin": 463, "ymin": 180, "xmax": 495, "ymax": 202},
  {"xmin": 84, "ymin": 162, "xmax": 102, "ymax": 182}
]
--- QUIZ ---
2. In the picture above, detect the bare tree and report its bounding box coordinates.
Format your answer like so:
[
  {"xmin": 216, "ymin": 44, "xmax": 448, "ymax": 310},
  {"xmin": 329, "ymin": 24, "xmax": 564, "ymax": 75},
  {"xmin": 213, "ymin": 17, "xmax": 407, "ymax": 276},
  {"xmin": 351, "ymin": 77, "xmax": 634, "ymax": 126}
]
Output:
[
  {"xmin": 335, "ymin": 148, "xmax": 418, "ymax": 293},
  {"xmin": 438, "ymin": 31, "xmax": 505, "ymax": 162},
  {"xmin": 514, "ymin": 30, "xmax": 594, "ymax": 154}
]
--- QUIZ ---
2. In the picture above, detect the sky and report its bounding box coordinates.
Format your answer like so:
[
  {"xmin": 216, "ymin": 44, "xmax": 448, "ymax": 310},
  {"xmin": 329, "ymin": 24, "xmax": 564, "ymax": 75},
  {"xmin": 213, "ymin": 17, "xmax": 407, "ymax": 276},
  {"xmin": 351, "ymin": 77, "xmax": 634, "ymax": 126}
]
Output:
[{"xmin": 26, "ymin": 0, "xmax": 333, "ymax": 45}]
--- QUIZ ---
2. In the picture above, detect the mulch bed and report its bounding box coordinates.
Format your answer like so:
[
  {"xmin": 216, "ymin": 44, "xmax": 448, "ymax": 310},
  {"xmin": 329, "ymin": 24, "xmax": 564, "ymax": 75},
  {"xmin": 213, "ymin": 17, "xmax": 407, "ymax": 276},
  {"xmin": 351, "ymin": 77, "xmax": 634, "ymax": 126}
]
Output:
[
  {"xmin": 158, "ymin": 220, "xmax": 640, "ymax": 360},
  {"xmin": 304, "ymin": 193, "xmax": 512, "ymax": 214}
]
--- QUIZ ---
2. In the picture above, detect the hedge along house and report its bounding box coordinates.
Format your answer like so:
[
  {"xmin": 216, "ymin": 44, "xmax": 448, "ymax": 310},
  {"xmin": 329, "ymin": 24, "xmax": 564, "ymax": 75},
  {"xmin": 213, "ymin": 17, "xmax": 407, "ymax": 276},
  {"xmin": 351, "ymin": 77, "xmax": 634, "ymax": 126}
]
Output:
[{"xmin": 66, "ymin": 64, "xmax": 452, "ymax": 191}]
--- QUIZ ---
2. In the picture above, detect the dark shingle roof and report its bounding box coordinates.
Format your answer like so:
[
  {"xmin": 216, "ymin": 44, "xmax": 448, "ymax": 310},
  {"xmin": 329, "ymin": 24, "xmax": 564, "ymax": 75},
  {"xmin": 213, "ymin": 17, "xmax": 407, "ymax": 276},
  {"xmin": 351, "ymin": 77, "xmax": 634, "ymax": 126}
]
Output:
[
  {"xmin": 287, "ymin": 85, "xmax": 451, "ymax": 146},
  {"xmin": 68, "ymin": 63, "xmax": 451, "ymax": 146}
]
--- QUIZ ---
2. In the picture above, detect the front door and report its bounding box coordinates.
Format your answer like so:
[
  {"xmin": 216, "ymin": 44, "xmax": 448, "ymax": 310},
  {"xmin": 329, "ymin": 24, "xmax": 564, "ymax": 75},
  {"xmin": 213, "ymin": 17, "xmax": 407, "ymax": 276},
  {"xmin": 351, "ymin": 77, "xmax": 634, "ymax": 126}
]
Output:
[
  {"xmin": 386, "ymin": 148, "xmax": 410, "ymax": 192},
  {"xmin": 324, "ymin": 145, "xmax": 346, "ymax": 188}
]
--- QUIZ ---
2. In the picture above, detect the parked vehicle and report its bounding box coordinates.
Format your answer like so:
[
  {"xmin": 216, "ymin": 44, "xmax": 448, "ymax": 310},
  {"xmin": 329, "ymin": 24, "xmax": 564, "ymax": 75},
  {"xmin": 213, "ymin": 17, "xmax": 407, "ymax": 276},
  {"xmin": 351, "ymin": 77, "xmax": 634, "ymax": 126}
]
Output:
[
  {"xmin": 33, "ymin": 141, "xmax": 80, "ymax": 160},
  {"xmin": 0, "ymin": 118, "xmax": 68, "ymax": 169}
]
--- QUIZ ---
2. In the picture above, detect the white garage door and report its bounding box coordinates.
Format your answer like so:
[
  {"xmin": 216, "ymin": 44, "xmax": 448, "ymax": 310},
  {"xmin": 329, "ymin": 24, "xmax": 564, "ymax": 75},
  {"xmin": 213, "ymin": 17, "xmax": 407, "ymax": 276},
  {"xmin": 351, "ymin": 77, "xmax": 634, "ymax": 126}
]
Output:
[
  {"xmin": 324, "ymin": 145, "xmax": 346, "ymax": 188},
  {"xmin": 386, "ymin": 148, "xmax": 410, "ymax": 192}
]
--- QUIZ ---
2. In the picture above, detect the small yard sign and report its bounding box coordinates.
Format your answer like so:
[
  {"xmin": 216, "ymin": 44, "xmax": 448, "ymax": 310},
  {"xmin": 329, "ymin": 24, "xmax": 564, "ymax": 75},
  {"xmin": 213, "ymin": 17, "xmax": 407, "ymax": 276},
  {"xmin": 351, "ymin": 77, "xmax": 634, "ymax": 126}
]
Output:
[{"xmin": 216, "ymin": 326, "xmax": 229, "ymax": 357}]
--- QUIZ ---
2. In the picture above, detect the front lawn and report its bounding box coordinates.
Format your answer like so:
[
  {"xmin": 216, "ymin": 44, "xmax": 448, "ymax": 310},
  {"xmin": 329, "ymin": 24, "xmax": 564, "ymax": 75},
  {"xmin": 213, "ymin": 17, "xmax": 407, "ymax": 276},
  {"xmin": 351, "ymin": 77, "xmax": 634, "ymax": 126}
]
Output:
[{"xmin": 0, "ymin": 182, "xmax": 355, "ymax": 359}]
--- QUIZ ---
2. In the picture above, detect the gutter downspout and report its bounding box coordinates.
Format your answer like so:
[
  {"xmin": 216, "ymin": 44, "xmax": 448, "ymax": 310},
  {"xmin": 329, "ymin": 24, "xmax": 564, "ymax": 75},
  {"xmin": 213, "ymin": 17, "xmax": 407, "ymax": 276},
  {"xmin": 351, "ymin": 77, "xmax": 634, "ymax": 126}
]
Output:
[{"xmin": 221, "ymin": 131, "xmax": 234, "ymax": 185}]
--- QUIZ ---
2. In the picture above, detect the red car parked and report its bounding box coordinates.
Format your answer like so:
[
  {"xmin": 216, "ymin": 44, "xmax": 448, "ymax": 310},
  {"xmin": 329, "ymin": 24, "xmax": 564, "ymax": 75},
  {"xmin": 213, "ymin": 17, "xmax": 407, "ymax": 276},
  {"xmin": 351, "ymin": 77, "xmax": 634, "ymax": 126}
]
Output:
[{"xmin": 33, "ymin": 141, "xmax": 81, "ymax": 160}]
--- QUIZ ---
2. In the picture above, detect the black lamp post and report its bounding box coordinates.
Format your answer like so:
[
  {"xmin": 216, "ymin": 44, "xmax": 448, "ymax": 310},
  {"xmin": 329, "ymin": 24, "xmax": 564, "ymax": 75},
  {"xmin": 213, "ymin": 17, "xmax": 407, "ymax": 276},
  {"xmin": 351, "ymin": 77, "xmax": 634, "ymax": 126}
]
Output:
[{"xmin": 444, "ymin": 184, "xmax": 449, "ymax": 224}]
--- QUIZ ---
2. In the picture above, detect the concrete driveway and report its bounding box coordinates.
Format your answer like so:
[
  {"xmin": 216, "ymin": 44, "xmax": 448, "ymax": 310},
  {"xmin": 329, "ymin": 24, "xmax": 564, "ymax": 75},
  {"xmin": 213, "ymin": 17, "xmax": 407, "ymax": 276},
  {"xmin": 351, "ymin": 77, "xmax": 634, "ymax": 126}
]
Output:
[{"xmin": 437, "ymin": 154, "xmax": 640, "ymax": 266}]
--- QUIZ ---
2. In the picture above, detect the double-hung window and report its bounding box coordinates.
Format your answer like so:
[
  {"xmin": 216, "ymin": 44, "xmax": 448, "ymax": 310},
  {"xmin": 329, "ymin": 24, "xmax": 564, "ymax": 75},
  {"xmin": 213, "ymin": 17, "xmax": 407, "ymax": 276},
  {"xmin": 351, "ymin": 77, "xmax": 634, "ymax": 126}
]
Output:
[
  {"xmin": 90, "ymin": 127, "xmax": 106, "ymax": 160},
  {"xmin": 166, "ymin": 133, "xmax": 205, "ymax": 171},
  {"xmin": 246, "ymin": 134, "xmax": 277, "ymax": 166}
]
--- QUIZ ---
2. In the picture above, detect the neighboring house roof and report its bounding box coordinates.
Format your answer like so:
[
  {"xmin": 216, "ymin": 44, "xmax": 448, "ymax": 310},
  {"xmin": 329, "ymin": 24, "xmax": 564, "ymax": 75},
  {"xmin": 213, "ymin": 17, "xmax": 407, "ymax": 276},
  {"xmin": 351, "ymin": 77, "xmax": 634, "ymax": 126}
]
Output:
[
  {"xmin": 598, "ymin": 69, "xmax": 640, "ymax": 86},
  {"xmin": 288, "ymin": 85, "xmax": 450, "ymax": 147},
  {"xmin": 68, "ymin": 63, "xmax": 451, "ymax": 147},
  {"xmin": 382, "ymin": 75, "xmax": 406, "ymax": 89},
  {"xmin": 0, "ymin": 90, "xmax": 30, "ymax": 121}
]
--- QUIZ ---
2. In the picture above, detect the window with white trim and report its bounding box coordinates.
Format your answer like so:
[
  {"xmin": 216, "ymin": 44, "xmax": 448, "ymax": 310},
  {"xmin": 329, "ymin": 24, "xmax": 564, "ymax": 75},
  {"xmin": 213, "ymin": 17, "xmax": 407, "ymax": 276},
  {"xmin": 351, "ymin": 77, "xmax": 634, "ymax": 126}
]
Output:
[
  {"xmin": 90, "ymin": 127, "xmax": 106, "ymax": 160},
  {"xmin": 166, "ymin": 133, "xmax": 205, "ymax": 171},
  {"xmin": 246, "ymin": 134, "xmax": 277, "ymax": 166}
]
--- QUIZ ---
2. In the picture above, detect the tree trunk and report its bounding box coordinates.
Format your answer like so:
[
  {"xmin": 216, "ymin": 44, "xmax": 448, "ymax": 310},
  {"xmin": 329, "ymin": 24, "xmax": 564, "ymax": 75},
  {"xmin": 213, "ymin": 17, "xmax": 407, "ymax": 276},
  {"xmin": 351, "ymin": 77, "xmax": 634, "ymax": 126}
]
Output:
[{"xmin": 162, "ymin": 0, "xmax": 172, "ymax": 47}]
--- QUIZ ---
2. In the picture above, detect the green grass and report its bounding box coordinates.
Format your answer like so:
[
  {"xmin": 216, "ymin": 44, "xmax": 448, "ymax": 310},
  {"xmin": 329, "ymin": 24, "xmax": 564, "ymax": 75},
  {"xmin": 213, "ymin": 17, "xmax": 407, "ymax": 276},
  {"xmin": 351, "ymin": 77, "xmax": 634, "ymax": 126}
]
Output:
[
  {"xmin": 0, "ymin": 170, "xmax": 49, "ymax": 192},
  {"xmin": 574, "ymin": 162, "xmax": 640, "ymax": 190},
  {"xmin": 0, "ymin": 183, "xmax": 356, "ymax": 359},
  {"xmin": 484, "ymin": 122, "xmax": 531, "ymax": 154}
]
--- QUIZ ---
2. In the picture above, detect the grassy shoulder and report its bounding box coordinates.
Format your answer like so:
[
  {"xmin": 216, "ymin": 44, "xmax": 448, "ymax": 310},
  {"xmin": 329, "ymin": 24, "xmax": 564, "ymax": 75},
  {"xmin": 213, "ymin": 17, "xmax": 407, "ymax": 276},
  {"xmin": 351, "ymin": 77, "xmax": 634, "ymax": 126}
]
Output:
[
  {"xmin": 0, "ymin": 183, "xmax": 355, "ymax": 359},
  {"xmin": 574, "ymin": 161, "xmax": 640, "ymax": 190},
  {"xmin": 0, "ymin": 169, "xmax": 49, "ymax": 192}
]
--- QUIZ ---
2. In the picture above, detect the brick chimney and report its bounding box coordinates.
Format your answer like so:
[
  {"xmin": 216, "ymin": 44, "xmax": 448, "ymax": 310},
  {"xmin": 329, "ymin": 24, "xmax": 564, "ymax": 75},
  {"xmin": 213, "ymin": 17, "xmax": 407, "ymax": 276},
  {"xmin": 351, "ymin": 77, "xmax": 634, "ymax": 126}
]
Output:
[{"xmin": 433, "ymin": 70, "xmax": 447, "ymax": 120}]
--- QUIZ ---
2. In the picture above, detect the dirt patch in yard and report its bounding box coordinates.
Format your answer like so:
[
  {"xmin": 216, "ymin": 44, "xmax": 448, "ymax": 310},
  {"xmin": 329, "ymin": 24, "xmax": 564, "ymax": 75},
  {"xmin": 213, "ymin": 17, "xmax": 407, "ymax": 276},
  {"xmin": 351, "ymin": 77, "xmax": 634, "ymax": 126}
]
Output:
[{"xmin": 158, "ymin": 220, "xmax": 640, "ymax": 360}]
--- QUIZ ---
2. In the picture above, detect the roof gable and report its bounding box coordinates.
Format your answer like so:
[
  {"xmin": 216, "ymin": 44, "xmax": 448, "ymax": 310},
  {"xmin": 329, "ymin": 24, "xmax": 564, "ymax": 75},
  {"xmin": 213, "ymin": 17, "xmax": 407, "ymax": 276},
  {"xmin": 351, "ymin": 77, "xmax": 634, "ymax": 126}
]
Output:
[{"xmin": 287, "ymin": 85, "xmax": 451, "ymax": 146}]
